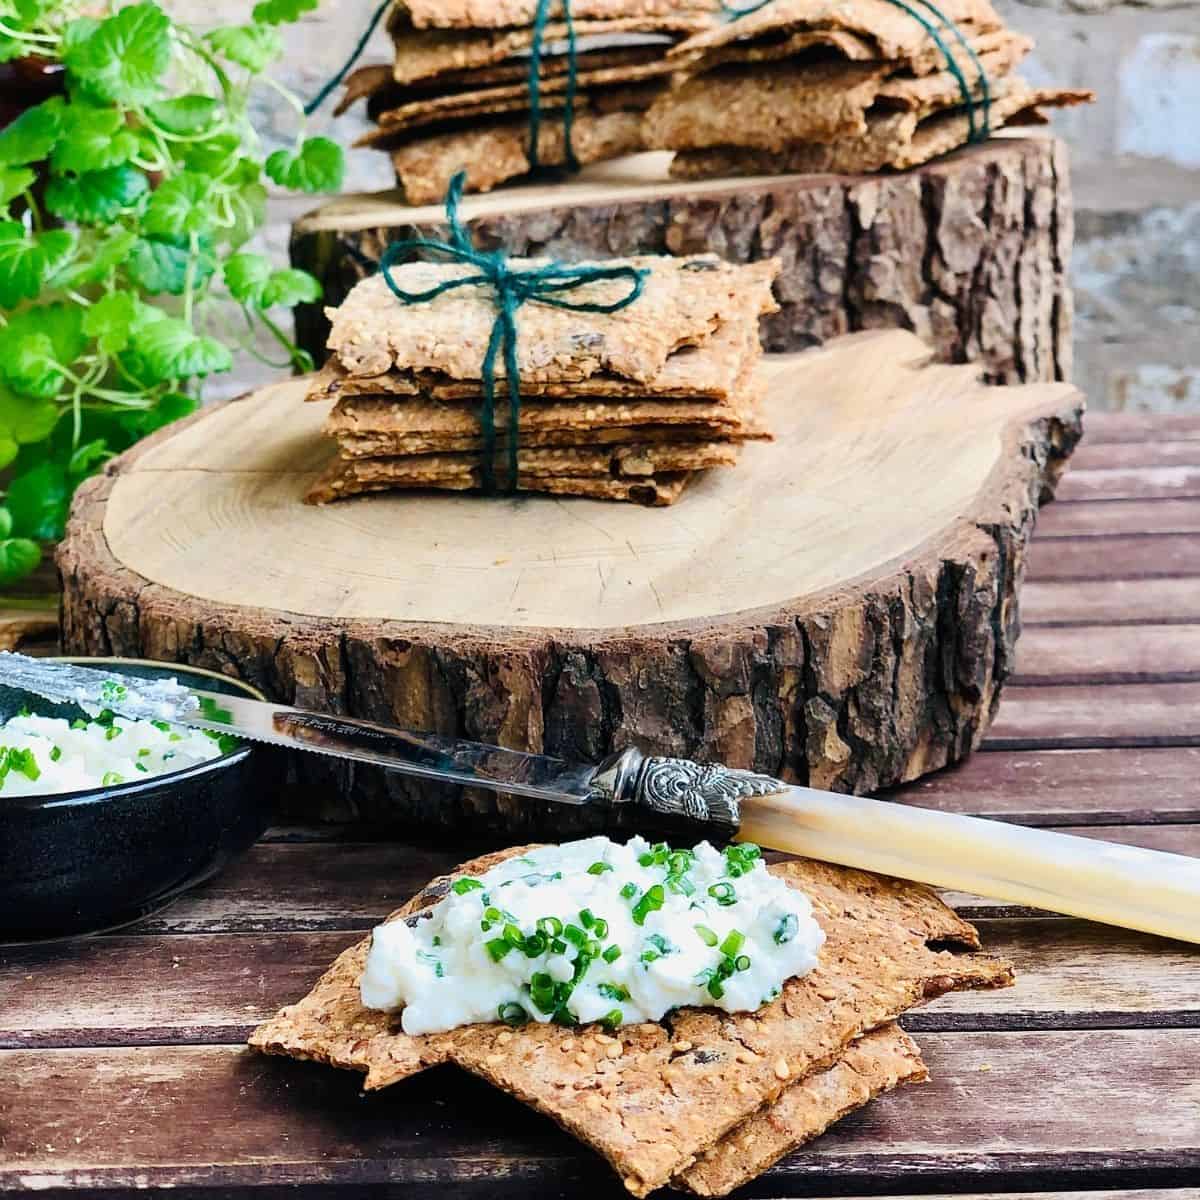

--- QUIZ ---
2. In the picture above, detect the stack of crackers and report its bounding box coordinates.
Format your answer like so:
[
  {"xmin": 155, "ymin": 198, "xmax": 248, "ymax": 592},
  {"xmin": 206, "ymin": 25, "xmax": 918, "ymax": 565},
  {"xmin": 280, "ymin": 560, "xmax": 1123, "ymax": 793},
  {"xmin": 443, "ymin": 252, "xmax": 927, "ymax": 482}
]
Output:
[
  {"xmin": 305, "ymin": 254, "xmax": 779, "ymax": 507},
  {"xmin": 644, "ymin": 0, "xmax": 1093, "ymax": 178},
  {"xmin": 252, "ymin": 847, "xmax": 1015, "ymax": 1197},
  {"xmin": 340, "ymin": 0, "xmax": 720, "ymax": 204}
]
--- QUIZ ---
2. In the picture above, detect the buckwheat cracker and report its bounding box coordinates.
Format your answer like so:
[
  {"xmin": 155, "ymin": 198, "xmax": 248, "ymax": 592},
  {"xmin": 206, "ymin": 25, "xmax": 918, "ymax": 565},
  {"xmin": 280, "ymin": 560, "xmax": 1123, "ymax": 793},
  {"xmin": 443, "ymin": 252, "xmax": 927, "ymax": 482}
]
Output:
[
  {"xmin": 676, "ymin": 1023, "xmax": 927, "ymax": 1196},
  {"xmin": 251, "ymin": 850, "xmax": 1012, "ymax": 1196},
  {"xmin": 645, "ymin": 37, "xmax": 1031, "ymax": 152},
  {"xmin": 322, "ymin": 379, "xmax": 769, "ymax": 441},
  {"xmin": 326, "ymin": 256, "xmax": 780, "ymax": 385},
  {"xmin": 390, "ymin": 16, "xmax": 712, "ymax": 85},
  {"xmin": 394, "ymin": 0, "xmax": 720, "ymax": 32},
  {"xmin": 670, "ymin": 0, "xmax": 1003, "ymax": 67},
  {"xmin": 669, "ymin": 83, "xmax": 1093, "ymax": 178}
]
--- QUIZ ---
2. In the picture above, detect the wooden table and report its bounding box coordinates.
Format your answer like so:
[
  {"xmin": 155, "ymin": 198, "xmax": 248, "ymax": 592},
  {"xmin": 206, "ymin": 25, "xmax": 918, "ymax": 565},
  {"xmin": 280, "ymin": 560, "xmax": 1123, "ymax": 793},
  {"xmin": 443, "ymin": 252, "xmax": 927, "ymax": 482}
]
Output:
[{"xmin": 2, "ymin": 411, "xmax": 1198, "ymax": 1199}]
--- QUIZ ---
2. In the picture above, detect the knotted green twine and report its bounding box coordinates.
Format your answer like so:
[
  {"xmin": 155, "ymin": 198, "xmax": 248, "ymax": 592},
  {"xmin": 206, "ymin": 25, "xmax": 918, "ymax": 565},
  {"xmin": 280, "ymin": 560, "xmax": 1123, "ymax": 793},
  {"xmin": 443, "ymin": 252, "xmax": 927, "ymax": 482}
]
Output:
[
  {"xmin": 306, "ymin": 0, "xmax": 582, "ymax": 174},
  {"xmin": 718, "ymin": 0, "xmax": 992, "ymax": 142},
  {"xmin": 529, "ymin": 0, "xmax": 580, "ymax": 172},
  {"xmin": 378, "ymin": 170, "xmax": 648, "ymax": 494}
]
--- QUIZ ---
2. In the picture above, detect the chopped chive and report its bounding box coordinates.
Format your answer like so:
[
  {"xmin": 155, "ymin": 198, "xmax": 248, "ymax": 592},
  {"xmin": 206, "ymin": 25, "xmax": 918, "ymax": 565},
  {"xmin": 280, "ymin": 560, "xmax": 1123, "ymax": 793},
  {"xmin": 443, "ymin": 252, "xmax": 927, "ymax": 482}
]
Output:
[
  {"xmin": 563, "ymin": 924, "xmax": 587, "ymax": 948},
  {"xmin": 550, "ymin": 937, "xmax": 568, "ymax": 955},
  {"xmin": 105, "ymin": 725, "xmax": 122, "ymax": 740},
  {"xmin": 431, "ymin": 935, "xmax": 442, "ymax": 947},
  {"xmin": 152, "ymin": 719, "xmax": 171, "ymax": 733},
  {"xmin": 619, "ymin": 882, "xmax": 637, "ymax": 900},
  {"xmin": 71, "ymin": 718, "xmax": 88, "ymax": 731},
  {"xmin": 706, "ymin": 976, "xmax": 725, "ymax": 1000},
  {"xmin": 637, "ymin": 852, "xmax": 654, "ymax": 867},
  {"xmin": 735, "ymin": 954, "xmax": 751, "ymax": 972},
  {"xmin": 587, "ymin": 861, "xmax": 613, "ymax": 875},
  {"xmin": 135, "ymin": 762, "xmax": 148, "ymax": 773},
  {"xmin": 537, "ymin": 916, "xmax": 563, "ymax": 937},
  {"xmin": 485, "ymin": 938, "xmax": 513, "ymax": 962},
  {"xmin": 522, "ymin": 931, "xmax": 547, "ymax": 958},
  {"xmin": 666, "ymin": 873, "xmax": 695, "ymax": 896},
  {"xmin": 646, "ymin": 933, "xmax": 673, "ymax": 955},
  {"xmin": 101, "ymin": 771, "xmax": 123, "ymax": 786},
  {"xmin": 138, "ymin": 747, "xmax": 151, "ymax": 758},
  {"xmin": 694, "ymin": 924, "xmax": 718, "ymax": 947},
  {"xmin": 591, "ymin": 917, "xmax": 608, "ymax": 939},
  {"xmin": 453, "ymin": 878, "xmax": 484, "ymax": 894},
  {"xmin": 602, "ymin": 944, "xmax": 621, "ymax": 964},
  {"xmin": 640, "ymin": 948, "xmax": 661, "ymax": 964},
  {"xmin": 720, "ymin": 930, "xmax": 745, "ymax": 958},
  {"xmin": 600, "ymin": 1008, "xmax": 623, "ymax": 1030},
  {"xmin": 598, "ymin": 982, "xmax": 629, "ymax": 1001},
  {"xmin": 49, "ymin": 745, "xmax": 62, "ymax": 762},
  {"xmin": 773, "ymin": 914, "xmax": 799, "ymax": 945},
  {"xmin": 579, "ymin": 908, "xmax": 595, "ymax": 929},
  {"xmin": 631, "ymin": 884, "xmax": 665, "ymax": 926},
  {"xmin": 497, "ymin": 1002, "xmax": 529, "ymax": 1026},
  {"xmin": 708, "ymin": 881, "xmax": 736, "ymax": 906}
]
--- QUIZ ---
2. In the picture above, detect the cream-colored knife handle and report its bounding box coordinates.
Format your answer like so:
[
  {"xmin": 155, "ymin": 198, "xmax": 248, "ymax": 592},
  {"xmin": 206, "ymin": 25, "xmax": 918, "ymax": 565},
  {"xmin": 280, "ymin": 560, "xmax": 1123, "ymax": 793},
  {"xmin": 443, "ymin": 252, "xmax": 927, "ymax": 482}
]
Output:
[{"xmin": 737, "ymin": 786, "xmax": 1200, "ymax": 945}]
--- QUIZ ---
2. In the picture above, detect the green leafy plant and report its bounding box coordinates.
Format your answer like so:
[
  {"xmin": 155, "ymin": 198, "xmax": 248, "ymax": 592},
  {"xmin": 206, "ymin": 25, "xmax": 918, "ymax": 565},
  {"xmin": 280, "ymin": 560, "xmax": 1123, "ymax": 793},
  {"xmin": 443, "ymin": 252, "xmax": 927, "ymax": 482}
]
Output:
[{"xmin": 0, "ymin": 0, "xmax": 344, "ymax": 587}]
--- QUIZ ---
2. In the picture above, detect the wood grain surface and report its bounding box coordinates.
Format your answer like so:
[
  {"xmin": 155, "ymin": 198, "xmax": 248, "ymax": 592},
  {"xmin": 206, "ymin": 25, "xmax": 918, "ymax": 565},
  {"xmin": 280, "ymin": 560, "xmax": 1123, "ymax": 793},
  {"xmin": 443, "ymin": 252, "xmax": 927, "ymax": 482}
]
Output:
[{"xmin": 4, "ymin": 410, "xmax": 1199, "ymax": 1200}]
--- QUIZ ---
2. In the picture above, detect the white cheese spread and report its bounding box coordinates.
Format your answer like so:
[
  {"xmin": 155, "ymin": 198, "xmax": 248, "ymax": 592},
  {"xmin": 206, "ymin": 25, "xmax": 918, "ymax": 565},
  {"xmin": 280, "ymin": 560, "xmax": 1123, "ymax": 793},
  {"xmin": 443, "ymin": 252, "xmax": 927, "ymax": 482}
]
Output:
[
  {"xmin": 0, "ymin": 710, "xmax": 224, "ymax": 796},
  {"xmin": 361, "ymin": 835, "xmax": 824, "ymax": 1036}
]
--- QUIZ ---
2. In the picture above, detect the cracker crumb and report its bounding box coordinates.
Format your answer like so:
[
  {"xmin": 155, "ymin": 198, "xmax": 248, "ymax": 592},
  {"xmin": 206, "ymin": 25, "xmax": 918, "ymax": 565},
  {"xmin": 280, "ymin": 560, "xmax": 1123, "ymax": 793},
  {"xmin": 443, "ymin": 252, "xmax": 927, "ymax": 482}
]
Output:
[
  {"xmin": 605, "ymin": 1042, "xmax": 623, "ymax": 1060},
  {"xmin": 774, "ymin": 1057, "xmax": 791, "ymax": 1080},
  {"xmin": 575, "ymin": 1053, "xmax": 593, "ymax": 1071},
  {"xmin": 485, "ymin": 1053, "xmax": 503, "ymax": 1066},
  {"xmin": 561, "ymin": 1038, "xmax": 576, "ymax": 1052},
  {"xmin": 817, "ymin": 987, "xmax": 838, "ymax": 1001},
  {"xmin": 496, "ymin": 1031, "xmax": 512, "ymax": 1046},
  {"xmin": 672, "ymin": 1040, "xmax": 694, "ymax": 1053}
]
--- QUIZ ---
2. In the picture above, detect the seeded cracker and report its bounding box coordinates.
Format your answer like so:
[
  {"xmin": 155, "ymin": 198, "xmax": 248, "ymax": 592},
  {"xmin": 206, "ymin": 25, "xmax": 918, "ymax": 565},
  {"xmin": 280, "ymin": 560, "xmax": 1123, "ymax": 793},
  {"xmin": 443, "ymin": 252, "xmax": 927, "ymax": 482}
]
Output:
[
  {"xmin": 676, "ymin": 1023, "xmax": 927, "ymax": 1195},
  {"xmin": 669, "ymin": 82, "xmax": 1092, "ymax": 178},
  {"xmin": 325, "ymin": 256, "xmax": 778, "ymax": 385},
  {"xmin": 394, "ymin": 0, "xmax": 721, "ymax": 32},
  {"xmin": 251, "ymin": 849, "xmax": 1012, "ymax": 1196}
]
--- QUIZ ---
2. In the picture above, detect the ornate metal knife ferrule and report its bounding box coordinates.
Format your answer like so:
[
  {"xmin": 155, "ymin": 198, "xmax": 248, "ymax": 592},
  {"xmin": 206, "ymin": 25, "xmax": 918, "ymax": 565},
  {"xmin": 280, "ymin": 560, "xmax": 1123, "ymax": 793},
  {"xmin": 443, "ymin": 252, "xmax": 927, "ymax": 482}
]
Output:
[{"xmin": 587, "ymin": 747, "xmax": 786, "ymax": 840}]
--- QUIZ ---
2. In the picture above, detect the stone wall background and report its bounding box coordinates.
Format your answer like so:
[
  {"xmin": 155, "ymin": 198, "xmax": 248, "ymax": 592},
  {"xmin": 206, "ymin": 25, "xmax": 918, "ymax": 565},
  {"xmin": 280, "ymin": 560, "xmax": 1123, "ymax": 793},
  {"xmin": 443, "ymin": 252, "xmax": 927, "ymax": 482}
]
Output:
[{"xmin": 184, "ymin": 0, "xmax": 1200, "ymax": 411}]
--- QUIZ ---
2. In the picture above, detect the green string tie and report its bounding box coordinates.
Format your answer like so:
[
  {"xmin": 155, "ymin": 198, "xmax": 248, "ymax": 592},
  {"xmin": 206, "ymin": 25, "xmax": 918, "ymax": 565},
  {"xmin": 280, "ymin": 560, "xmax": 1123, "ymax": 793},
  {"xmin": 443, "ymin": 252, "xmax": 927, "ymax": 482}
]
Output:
[
  {"xmin": 378, "ymin": 170, "xmax": 648, "ymax": 495},
  {"xmin": 718, "ymin": 0, "xmax": 992, "ymax": 142},
  {"xmin": 306, "ymin": 0, "xmax": 582, "ymax": 171},
  {"xmin": 529, "ymin": 0, "xmax": 580, "ymax": 172}
]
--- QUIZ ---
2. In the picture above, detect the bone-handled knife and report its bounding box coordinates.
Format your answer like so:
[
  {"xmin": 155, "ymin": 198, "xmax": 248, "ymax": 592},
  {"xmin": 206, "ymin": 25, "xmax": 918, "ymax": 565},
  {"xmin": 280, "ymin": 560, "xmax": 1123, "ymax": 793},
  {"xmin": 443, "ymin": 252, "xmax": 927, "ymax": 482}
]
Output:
[{"xmin": 4, "ymin": 652, "xmax": 1197, "ymax": 945}]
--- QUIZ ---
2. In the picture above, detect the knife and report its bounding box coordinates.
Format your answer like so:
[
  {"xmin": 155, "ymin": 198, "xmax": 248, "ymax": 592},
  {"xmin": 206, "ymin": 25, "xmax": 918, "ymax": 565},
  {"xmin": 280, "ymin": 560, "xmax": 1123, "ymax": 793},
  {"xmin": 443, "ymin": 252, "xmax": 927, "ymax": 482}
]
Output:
[{"xmin": 3, "ymin": 653, "xmax": 1197, "ymax": 945}]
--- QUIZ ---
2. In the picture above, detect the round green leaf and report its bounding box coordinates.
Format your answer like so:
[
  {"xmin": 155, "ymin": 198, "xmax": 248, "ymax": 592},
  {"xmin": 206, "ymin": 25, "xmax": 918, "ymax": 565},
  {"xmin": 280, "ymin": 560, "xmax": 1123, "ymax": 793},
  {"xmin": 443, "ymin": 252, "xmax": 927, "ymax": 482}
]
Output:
[
  {"xmin": 252, "ymin": 0, "xmax": 318, "ymax": 25},
  {"xmin": 0, "ymin": 537, "xmax": 42, "ymax": 587},
  {"xmin": 50, "ymin": 103, "xmax": 138, "ymax": 174},
  {"xmin": 222, "ymin": 252, "xmax": 271, "ymax": 303},
  {"xmin": 83, "ymin": 291, "xmax": 139, "ymax": 354},
  {"xmin": 143, "ymin": 172, "xmax": 215, "ymax": 238},
  {"xmin": 131, "ymin": 317, "xmax": 233, "ymax": 381},
  {"xmin": 55, "ymin": 228, "xmax": 138, "ymax": 288},
  {"xmin": 127, "ymin": 234, "xmax": 215, "ymax": 296},
  {"xmin": 0, "ymin": 166, "xmax": 35, "ymax": 209},
  {"xmin": 265, "ymin": 137, "xmax": 344, "ymax": 194},
  {"xmin": 44, "ymin": 164, "xmax": 149, "ymax": 223},
  {"xmin": 0, "ymin": 98, "xmax": 62, "ymax": 167},
  {"xmin": 63, "ymin": 2, "xmax": 171, "ymax": 106},
  {"xmin": 145, "ymin": 95, "xmax": 220, "ymax": 136},
  {"xmin": 0, "ymin": 223, "xmax": 76, "ymax": 307},
  {"xmin": 207, "ymin": 24, "xmax": 282, "ymax": 72},
  {"xmin": 261, "ymin": 268, "xmax": 321, "ymax": 308},
  {"xmin": 0, "ymin": 378, "xmax": 64, "ymax": 442},
  {"xmin": 6, "ymin": 461, "xmax": 68, "ymax": 542}
]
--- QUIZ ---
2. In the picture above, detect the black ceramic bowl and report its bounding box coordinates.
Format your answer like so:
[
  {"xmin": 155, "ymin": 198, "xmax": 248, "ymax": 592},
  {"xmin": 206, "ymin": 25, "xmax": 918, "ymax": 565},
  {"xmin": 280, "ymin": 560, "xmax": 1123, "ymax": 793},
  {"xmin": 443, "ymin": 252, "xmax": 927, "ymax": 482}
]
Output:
[{"xmin": 0, "ymin": 658, "xmax": 271, "ymax": 943}]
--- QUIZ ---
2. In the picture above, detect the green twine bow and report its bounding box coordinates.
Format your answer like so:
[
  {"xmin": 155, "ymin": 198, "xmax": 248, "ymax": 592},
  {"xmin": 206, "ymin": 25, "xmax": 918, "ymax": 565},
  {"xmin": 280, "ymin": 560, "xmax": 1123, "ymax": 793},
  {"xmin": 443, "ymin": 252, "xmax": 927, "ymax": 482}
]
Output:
[
  {"xmin": 718, "ymin": 0, "xmax": 992, "ymax": 142},
  {"xmin": 378, "ymin": 170, "xmax": 648, "ymax": 495},
  {"xmin": 307, "ymin": 0, "xmax": 581, "ymax": 173}
]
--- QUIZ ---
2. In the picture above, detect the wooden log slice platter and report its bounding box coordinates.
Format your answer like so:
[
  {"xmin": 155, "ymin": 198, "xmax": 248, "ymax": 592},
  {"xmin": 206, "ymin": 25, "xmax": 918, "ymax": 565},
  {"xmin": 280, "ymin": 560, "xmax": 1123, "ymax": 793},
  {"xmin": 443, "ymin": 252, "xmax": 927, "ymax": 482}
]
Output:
[
  {"xmin": 291, "ymin": 137, "xmax": 1074, "ymax": 386},
  {"xmin": 58, "ymin": 330, "xmax": 1083, "ymax": 834}
]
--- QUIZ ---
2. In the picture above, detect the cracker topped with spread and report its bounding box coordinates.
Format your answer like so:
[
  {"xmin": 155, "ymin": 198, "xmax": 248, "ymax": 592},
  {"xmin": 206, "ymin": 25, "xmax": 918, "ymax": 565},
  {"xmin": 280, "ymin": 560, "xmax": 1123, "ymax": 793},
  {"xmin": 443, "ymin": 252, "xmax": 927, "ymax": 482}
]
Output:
[{"xmin": 250, "ymin": 839, "xmax": 1013, "ymax": 1196}]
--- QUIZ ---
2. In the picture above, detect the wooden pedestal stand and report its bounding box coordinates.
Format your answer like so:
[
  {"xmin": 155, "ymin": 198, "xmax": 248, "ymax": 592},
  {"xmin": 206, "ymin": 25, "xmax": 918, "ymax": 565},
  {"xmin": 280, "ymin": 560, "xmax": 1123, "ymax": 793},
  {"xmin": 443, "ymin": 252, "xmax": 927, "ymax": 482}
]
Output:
[
  {"xmin": 58, "ymin": 331, "xmax": 1083, "ymax": 833},
  {"xmin": 291, "ymin": 137, "xmax": 1073, "ymax": 386}
]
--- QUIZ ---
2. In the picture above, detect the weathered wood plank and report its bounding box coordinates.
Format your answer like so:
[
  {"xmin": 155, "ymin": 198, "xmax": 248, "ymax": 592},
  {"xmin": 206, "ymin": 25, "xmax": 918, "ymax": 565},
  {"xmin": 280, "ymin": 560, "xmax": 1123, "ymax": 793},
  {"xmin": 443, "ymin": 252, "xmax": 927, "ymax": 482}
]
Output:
[
  {"xmin": 986, "ymin": 683, "xmax": 1200, "ymax": 748},
  {"xmin": 1083, "ymin": 414, "xmax": 1200, "ymax": 444},
  {"xmin": 1072, "ymin": 441, "xmax": 1200, "ymax": 471},
  {"xmin": 1036, "ymin": 499, "xmax": 1200, "ymax": 539},
  {"xmin": 1013, "ymin": 625, "xmax": 1200, "ymax": 684},
  {"xmin": 1025, "ymin": 535, "xmax": 1200, "ymax": 583},
  {"xmin": 891, "ymin": 747, "xmax": 1200, "ymax": 825},
  {"xmin": 1055, "ymin": 467, "xmax": 1200, "ymax": 502},
  {"xmin": 2, "ymin": 1031, "xmax": 1197, "ymax": 1195},
  {"xmin": 1022, "ymin": 578, "xmax": 1200, "ymax": 626}
]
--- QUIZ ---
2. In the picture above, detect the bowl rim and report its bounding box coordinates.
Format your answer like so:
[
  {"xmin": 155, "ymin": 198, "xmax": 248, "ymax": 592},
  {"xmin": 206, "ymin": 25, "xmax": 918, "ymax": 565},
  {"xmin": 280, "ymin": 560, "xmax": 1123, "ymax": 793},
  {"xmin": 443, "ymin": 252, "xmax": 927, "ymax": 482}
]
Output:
[{"xmin": 0, "ymin": 656, "xmax": 265, "ymax": 813}]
